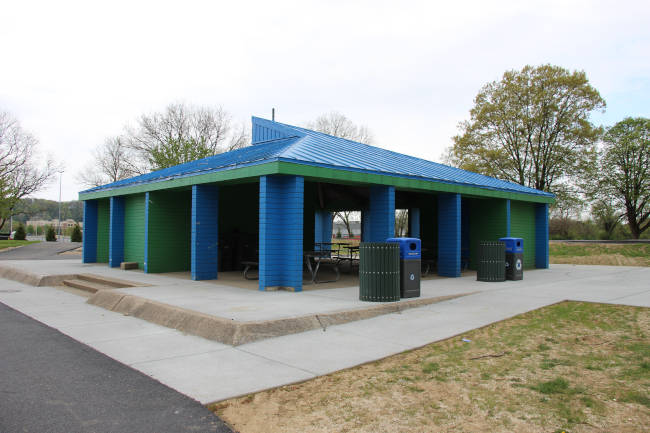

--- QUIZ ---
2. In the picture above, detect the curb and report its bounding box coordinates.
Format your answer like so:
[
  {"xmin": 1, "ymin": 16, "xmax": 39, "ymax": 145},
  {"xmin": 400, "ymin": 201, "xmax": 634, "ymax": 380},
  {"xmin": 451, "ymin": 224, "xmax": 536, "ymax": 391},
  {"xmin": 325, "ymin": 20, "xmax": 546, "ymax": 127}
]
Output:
[{"xmin": 87, "ymin": 290, "xmax": 475, "ymax": 346}]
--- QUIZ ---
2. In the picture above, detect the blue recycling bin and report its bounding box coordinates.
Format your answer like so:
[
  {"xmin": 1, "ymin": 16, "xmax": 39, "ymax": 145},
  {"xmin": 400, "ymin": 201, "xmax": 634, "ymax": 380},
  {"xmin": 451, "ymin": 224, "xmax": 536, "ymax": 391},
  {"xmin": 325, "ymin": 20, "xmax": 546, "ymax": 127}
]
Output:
[
  {"xmin": 499, "ymin": 237, "xmax": 523, "ymax": 280},
  {"xmin": 386, "ymin": 237, "xmax": 421, "ymax": 297}
]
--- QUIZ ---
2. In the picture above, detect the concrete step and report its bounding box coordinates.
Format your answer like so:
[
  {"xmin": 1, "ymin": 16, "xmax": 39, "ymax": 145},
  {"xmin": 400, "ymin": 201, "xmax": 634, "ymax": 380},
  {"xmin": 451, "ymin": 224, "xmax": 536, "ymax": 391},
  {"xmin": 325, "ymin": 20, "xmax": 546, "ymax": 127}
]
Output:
[
  {"xmin": 62, "ymin": 279, "xmax": 114, "ymax": 294},
  {"xmin": 76, "ymin": 273, "xmax": 138, "ymax": 288}
]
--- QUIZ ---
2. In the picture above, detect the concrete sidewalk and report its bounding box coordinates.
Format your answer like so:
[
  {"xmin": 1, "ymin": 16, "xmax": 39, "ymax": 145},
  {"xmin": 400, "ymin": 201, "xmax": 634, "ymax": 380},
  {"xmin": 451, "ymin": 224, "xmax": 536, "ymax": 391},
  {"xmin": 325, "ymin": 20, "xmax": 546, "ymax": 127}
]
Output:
[{"xmin": 0, "ymin": 261, "xmax": 648, "ymax": 403}]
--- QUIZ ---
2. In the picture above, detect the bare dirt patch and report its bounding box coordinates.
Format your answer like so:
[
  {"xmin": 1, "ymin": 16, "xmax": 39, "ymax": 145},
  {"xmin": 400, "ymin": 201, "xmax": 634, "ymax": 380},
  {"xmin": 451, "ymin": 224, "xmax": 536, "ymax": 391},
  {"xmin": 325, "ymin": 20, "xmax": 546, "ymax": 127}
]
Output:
[{"xmin": 212, "ymin": 302, "xmax": 650, "ymax": 433}]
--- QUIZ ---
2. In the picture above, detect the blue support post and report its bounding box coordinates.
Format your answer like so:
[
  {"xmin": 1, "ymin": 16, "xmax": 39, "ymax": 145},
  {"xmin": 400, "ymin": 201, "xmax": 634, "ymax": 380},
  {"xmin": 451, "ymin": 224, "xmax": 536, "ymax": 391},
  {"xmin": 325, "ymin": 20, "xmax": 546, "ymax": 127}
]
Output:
[
  {"xmin": 461, "ymin": 198, "xmax": 470, "ymax": 261},
  {"xmin": 438, "ymin": 193, "xmax": 461, "ymax": 277},
  {"xmin": 144, "ymin": 192, "xmax": 150, "ymax": 273},
  {"xmin": 109, "ymin": 196, "xmax": 125, "ymax": 268},
  {"xmin": 314, "ymin": 210, "xmax": 332, "ymax": 251},
  {"xmin": 259, "ymin": 175, "xmax": 304, "ymax": 291},
  {"xmin": 365, "ymin": 185, "xmax": 395, "ymax": 242},
  {"xmin": 506, "ymin": 199, "xmax": 511, "ymax": 236},
  {"xmin": 535, "ymin": 203, "xmax": 549, "ymax": 268},
  {"xmin": 82, "ymin": 200, "xmax": 98, "ymax": 263},
  {"xmin": 408, "ymin": 208, "xmax": 420, "ymax": 238},
  {"xmin": 191, "ymin": 184, "xmax": 219, "ymax": 280}
]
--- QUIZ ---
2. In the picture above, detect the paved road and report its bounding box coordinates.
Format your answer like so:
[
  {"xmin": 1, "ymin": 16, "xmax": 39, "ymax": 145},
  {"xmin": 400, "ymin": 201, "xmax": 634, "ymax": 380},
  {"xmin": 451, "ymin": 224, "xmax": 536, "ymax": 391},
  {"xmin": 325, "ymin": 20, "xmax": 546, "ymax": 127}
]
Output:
[
  {"xmin": 0, "ymin": 241, "xmax": 81, "ymax": 260},
  {"xmin": 0, "ymin": 302, "xmax": 232, "ymax": 433}
]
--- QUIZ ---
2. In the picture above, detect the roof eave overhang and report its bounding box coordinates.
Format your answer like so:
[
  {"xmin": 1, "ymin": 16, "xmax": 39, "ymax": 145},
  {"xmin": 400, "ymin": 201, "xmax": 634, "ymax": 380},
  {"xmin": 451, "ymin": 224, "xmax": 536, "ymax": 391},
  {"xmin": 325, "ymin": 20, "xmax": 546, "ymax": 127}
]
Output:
[{"xmin": 79, "ymin": 159, "xmax": 554, "ymax": 204}]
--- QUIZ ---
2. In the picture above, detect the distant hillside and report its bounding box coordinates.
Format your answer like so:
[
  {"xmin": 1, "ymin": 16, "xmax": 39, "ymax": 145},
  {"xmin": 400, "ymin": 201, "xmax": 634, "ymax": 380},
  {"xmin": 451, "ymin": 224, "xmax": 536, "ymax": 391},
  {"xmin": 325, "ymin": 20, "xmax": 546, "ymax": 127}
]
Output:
[{"xmin": 12, "ymin": 198, "xmax": 83, "ymax": 225}]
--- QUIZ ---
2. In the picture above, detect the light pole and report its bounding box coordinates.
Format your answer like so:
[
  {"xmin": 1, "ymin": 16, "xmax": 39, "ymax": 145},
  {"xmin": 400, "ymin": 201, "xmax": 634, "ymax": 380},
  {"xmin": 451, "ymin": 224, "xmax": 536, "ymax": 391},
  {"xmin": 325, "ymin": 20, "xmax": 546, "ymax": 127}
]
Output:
[{"xmin": 58, "ymin": 170, "xmax": 64, "ymax": 239}]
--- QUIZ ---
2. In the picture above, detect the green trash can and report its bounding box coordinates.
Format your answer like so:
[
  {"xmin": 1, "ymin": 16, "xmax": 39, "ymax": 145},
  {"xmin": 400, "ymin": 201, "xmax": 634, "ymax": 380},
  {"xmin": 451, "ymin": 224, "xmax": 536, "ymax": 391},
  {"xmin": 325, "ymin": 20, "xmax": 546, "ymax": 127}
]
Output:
[
  {"xmin": 477, "ymin": 241, "xmax": 506, "ymax": 282},
  {"xmin": 359, "ymin": 242, "xmax": 400, "ymax": 302}
]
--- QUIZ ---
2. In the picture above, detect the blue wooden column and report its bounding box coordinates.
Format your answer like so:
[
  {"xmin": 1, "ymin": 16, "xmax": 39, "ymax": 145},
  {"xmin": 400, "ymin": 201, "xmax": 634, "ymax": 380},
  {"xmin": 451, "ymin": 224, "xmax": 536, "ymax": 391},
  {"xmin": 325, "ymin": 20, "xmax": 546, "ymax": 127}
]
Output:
[
  {"xmin": 438, "ymin": 193, "xmax": 461, "ymax": 277},
  {"xmin": 259, "ymin": 175, "xmax": 304, "ymax": 291},
  {"xmin": 408, "ymin": 208, "xmax": 420, "ymax": 238},
  {"xmin": 191, "ymin": 184, "xmax": 219, "ymax": 280},
  {"xmin": 109, "ymin": 196, "xmax": 125, "ymax": 268},
  {"xmin": 82, "ymin": 200, "xmax": 98, "ymax": 263},
  {"xmin": 535, "ymin": 203, "xmax": 549, "ymax": 268},
  {"xmin": 365, "ymin": 185, "xmax": 395, "ymax": 242},
  {"xmin": 314, "ymin": 210, "xmax": 332, "ymax": 251}
]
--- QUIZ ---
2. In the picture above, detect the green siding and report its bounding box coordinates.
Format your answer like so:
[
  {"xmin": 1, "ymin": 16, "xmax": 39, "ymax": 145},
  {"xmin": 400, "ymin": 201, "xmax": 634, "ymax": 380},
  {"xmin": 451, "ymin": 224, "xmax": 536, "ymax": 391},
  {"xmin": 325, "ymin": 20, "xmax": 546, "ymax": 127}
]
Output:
[
  {"xmin": 124, "ymin": 194, "xmax": 146, "ymax": 269},
  {"xmin": 469, "ymin": 199, "xmax": 508, "ymax": 269},
  {"xmin": 96, "ymin": 199, "xmax": 110, "ymax": 263},
  {"xmin": 146, "ymin": 190, "xmax": 192, "ymax": 273},
  {"xmin": 510, "ymin": 200, "xmax": 536, "ymax": 269}
]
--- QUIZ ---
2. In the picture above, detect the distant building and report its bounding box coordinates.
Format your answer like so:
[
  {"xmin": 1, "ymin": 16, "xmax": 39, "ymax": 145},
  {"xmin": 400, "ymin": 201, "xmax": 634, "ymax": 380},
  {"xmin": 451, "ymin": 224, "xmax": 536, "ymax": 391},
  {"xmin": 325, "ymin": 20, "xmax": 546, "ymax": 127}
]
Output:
[
  {"xmin": 333, "ymin": 221, "xmax": 361, "ymax": 237},
  {"xmin": 26, "ymin": 219, "xmax": 82, "ymax": 231}
]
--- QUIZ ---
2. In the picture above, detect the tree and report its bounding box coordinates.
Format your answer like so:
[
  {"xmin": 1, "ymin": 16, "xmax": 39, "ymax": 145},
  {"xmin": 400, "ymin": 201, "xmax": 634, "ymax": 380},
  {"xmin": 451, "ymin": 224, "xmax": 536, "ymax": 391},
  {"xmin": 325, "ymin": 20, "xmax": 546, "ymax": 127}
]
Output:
[
  {"xmin": 449, "ymin": 65, "xmax": 605, "ymax": 193},
  {"xmin": 596, "ymin": 117, "xmax": 650, "ymax": 239},
  {"xmin": 125, "ymin": 102, "xmax": 248, "ymax": 171},
  {"xmin": 0, "ymin": 111, "xmax": 56, "ymax": 231},
  {"xmin": 395, "ymin": 209, "xmax": 408, "ymax": 236},
  {"xmin": 333, "ymin": 211, "xmax": 358, "ymax": 238},
  {"xmin": 77, "ymin": 137, "xmax": 136, "ymax": 187},
  {"xmin": 45, "ymin": 225, "xmax": 56, "ymax": 242},
  {"xmin": 71, "ymin": 224, "xmax": 82, "ymax": 242},
  {"xmin": 14, "ymin": 223, "xmax": 26, "ymax": 240},
  {"xmin": 591, "ymin": 198, "xmax": 621, "ymax": 240},
  {"xmin": 306, "ymin": 111, "xmax": 374, "ymax": 144}
]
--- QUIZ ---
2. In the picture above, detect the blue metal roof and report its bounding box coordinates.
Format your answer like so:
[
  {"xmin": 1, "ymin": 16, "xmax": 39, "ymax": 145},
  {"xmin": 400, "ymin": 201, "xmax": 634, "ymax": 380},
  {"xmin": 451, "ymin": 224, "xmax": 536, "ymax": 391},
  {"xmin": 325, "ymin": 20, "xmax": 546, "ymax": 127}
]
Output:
[{"xmin": 81, "ymin": 116, "xmax": 553, "ymax": 198}]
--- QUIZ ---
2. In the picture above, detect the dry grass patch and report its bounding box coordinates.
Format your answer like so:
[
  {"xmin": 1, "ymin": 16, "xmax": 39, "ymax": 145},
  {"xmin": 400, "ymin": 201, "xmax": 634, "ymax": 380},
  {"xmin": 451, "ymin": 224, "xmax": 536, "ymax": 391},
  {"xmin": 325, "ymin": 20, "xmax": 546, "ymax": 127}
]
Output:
[
  {"xmin": 550, "ymin": 242, "xmax": 650, "ymax": 266},
  {"xmin": 211, "ymin": 302, "xmax": 650, "ymax": 433}
]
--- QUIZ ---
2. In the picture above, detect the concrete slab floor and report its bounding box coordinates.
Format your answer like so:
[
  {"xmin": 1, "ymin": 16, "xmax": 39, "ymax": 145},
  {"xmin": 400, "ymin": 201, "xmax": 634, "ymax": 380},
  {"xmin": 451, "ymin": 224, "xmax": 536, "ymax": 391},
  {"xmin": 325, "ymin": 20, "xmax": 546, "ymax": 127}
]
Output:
[{"xmin": 0, "ymin": 260, "xmax": 648, "ymax": 403}]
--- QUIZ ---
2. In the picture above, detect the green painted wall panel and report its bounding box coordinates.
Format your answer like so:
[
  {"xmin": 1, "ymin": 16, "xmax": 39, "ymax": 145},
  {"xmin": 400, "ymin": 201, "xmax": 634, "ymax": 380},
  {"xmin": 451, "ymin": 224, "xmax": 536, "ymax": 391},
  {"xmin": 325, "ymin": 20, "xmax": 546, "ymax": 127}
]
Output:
[
  {"xmin": 96, "ymin": 199, "xmax": 110, "ymax": 263},
  {"xmin": 510, "ymin": 200, "xmax": 536, "ymax": 269},
  {"xmin": 146, "ymin": 190, "xmax": 192, "ymax": 273},
  {"xmin": 124, "ymin": 194, "xmax": 145, "ymax": 269},
  {"xmin": 469, "ymin": 199, "xmax": 508, "ymax": 269}
]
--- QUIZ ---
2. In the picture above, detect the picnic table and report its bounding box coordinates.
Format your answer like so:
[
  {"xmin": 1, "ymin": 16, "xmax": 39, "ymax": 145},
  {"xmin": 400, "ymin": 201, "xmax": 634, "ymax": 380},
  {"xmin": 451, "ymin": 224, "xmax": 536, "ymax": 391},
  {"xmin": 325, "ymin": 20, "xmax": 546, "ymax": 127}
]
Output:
[{"xmin": 304, "ymin": 250, "xmax": 340, "ymax": 283}]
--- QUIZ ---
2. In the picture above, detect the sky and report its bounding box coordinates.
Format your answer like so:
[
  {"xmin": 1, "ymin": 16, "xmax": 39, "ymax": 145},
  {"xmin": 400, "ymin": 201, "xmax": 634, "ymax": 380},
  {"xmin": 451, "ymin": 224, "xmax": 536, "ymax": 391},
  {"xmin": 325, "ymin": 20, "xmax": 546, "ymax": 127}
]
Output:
[{"xmin": 1, "ymin": 0, "xmax": 649, "ymax": 202}]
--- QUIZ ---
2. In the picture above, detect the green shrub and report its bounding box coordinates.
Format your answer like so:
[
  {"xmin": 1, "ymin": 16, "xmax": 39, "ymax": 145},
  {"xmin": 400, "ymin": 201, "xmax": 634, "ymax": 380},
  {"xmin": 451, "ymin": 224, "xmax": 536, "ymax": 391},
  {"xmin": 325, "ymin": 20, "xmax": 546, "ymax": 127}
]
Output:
[
  {"xmin": 71, "ymin": 224, "xmax": 82, "ymax": 242},
  {"xmin": 14, "ymin": 224, "xmax": 26, "ymax": 240},
  {"xmin": 45, "ymin": 226, "xmax": 57, "ymax": 242}
]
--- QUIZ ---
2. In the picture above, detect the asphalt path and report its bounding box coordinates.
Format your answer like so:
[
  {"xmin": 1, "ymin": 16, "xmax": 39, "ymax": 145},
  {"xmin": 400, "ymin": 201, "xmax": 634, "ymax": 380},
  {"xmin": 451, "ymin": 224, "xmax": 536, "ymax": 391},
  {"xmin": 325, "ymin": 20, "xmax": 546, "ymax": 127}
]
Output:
[
  {"xmin": 0, "ymin": 302, "xmax": 233, "ymax": 433},
  {"xmin": 0, "ymin": 241, "xmax": 81, "ymax": 260}
]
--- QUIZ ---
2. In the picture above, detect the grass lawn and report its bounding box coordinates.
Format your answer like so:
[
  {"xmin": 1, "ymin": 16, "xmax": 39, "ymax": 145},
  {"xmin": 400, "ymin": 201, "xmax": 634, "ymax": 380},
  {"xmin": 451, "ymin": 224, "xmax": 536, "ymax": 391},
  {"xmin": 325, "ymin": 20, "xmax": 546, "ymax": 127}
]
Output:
[
  {"xmin": 550, "ymin": 242, "xmax": 650, "ymax": 267},
  {"xmin": 0, "ymin": 240, "xmax": 39, "ymax": 251},
  {"xmin": 211, "ymin": 302, "xmax": 649, "ymax": 433}
]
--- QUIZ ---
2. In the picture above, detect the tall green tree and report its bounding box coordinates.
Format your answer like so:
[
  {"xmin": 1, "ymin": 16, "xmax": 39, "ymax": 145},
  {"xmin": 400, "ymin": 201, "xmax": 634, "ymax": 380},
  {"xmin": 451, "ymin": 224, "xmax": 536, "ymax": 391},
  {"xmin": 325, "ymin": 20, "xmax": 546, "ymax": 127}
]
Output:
[
  {"xmin": 596, "ymin": 117, "xmax": 650, "ymax": 239},
  {"xmin": 449, "ymin": 65, "xmax": 605, "ymax": 193}
]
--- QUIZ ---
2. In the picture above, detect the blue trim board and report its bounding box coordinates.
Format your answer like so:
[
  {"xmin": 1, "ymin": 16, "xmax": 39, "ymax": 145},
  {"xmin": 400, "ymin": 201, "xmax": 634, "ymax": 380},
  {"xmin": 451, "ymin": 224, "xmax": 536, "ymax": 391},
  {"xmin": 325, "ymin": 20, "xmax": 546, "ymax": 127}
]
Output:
[
  {"xmin": 438, "ymin": 193, "xmax": 461, "ymax": 277},
  {"xmin": 259, "ymin": 175, "xmax": 304, "ymax": 291},
  {"xmin": 535, "ymin": 203, "xmax": 549, "ymax": 269},
  {"xmin": 109, "ymin": 196, "xmax": 125, "ymax": 267},
  {"xmin": 82, "ymin": 200, "xmax": 98, "ymax": 263},
  {"xmin": 144, "ymin": 192, "xmax": 150, "ymax": 273},
  {"xmin": 191, "ymin": 184, "xmax": 219, "ymax": 280}
]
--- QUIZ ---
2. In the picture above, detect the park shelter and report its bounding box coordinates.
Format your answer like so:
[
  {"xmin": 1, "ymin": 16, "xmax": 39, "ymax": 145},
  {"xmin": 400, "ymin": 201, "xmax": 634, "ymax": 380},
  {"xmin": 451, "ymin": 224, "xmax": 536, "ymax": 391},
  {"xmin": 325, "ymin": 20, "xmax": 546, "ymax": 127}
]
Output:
[{"xmin": 79, "ymin": 117, "xmax": 554, "ymax": 292}]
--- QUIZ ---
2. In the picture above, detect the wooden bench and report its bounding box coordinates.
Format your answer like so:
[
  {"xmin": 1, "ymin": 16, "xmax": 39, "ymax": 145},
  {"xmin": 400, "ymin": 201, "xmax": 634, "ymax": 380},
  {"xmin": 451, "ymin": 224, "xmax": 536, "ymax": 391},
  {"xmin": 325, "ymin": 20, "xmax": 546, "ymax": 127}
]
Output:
[{"xmin": 120, "ymin": 262, "xmax": 139, "ymax": 270}]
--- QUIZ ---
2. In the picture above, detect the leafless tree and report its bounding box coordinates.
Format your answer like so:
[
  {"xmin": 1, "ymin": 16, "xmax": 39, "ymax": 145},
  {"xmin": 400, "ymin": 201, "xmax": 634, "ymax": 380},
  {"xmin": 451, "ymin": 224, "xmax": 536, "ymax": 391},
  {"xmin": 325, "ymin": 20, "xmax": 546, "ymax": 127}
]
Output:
[
  {"xmin": 306, "ymin": 111, "xmax": 374, "ymax": 144},
  {"xmin": 0, "ymin": 111, "xmax": 56, "ymax": 230},
  {"xmin": 334, "ymin": 210, "xmax": 360, "ymax": 238},
  {"xmin": 125, "ymin": 102, "xmax": 249, "ymax": 171},
  {"xmin": 395, "ymin": 209, "xmax": 408, "ymax": 236},
  {"xmin": 77, "ymin": 137, "xmax": 138, "ymax": 188}
]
